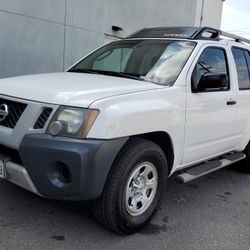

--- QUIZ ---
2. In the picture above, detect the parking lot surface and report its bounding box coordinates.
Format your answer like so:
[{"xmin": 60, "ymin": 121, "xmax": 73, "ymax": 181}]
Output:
[{"xmin": 0, "ymin": 165, "xmax": 250, "ymax": 250}]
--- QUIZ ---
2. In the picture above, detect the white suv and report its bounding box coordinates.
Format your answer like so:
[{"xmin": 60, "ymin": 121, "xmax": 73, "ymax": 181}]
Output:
[{"xmin": 0, "ymin": 27, "xmax": 250, "ymax": 234}]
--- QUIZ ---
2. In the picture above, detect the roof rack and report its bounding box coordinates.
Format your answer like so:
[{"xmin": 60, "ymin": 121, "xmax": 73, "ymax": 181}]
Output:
[
  {"xmin": 126, "ymin": 26, "xmax": 250, "ymax": 45},
  {"xmin": 195, "ymin": 27, "xmax": 250, "ymax": 44}
]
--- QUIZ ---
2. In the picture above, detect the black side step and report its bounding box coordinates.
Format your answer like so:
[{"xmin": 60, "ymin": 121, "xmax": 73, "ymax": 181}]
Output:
[{"xmin": 175, "ymin": 152, "xmax": 245, "ymax": 184}]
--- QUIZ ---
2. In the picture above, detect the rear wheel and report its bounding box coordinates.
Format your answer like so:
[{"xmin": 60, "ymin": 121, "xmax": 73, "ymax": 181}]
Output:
[
  {"xmin": 241, "ymin": 142, "xmax": 250, "ymax": 173},
  {"xmin": 92, "ymin": 138, "xmax": 168, "ymax": 234}
]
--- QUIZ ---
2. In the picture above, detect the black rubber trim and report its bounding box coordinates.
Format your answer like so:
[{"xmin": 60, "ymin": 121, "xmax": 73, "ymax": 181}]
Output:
[
  {"xmin": 223, "ymin": 152, "xmax": 245, "ymax": 161},
  {"xmin": 19, "ymin": 134, "xmax": 129, "ymax": 200}
]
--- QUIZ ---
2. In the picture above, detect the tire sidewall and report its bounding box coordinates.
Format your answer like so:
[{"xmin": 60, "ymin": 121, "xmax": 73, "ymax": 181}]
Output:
[{"xmin": 116, "ymin": 146, "xmax": 167, "ymax": 231}]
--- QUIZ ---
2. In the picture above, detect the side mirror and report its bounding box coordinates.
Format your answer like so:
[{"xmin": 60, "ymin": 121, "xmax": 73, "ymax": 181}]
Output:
[{"xmin": 196, "ymin": 73, "xmax": 228, "ymax": 91}]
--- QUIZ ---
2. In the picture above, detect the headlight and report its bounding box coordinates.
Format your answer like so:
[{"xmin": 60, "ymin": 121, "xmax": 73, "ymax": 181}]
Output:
[{"xmin": 47, "ymin": 106, "xmax": 99, "ymax": 139}]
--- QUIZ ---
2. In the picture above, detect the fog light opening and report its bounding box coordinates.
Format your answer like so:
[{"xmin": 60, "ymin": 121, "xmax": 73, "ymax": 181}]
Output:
[
  {"xmin": 48, "ymin": 162, "xmax": 72, "ymax": 187},
  {"xmin": 60, "ymin": 165, "xmax": 71, "ymax": 183}
]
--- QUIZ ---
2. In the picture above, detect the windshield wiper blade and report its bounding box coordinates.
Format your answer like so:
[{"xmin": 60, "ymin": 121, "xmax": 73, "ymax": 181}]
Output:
[
  {"xmin": 115, "ymin": 72, "xmax": 144, "ymax": 81},
  {"xmin": 96, "ymin": 71, "xmax": 143, "ymax": 81},
  {"xmin": 68, "ymin": 69, "xmax": 144, "ymax": 81},
  {"xmin": 68, "ymin": 68, "xmax": 99, "ymax": 74}
]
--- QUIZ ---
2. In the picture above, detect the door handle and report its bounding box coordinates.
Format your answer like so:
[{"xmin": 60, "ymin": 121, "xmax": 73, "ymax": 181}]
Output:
[{"xmin": 227, "ymin": 100, "xmax": 236, "ymax": 105}]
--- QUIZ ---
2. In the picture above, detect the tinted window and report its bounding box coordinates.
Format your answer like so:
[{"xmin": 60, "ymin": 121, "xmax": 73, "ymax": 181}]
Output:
[
  {"xmin": 244, "ymin": 50, "xmax": 250, "ymax": 74},
  {"xmin": 232, "ymin": 48, "xmax": 250, "ymax": 90},
  {"xmin": 92, "ymin": 48, "xmax": 132, "ymax": 72},
  {"xmin": 69, "ymin": 40, "xmax": 196, "ymax": 85},
  {"xmin": 192, "ymin": 47, "xmax": 229, "ymax": 91}
]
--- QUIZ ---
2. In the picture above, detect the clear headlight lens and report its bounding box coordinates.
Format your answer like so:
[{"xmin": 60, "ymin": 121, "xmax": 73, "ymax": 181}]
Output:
[
  {"xmin": 57, "ymin": 108, "xmax": 85, "ymax": 134},
  {"xmin": 47, "ymin": 107, "xmax": 99, "ymax": 139}
]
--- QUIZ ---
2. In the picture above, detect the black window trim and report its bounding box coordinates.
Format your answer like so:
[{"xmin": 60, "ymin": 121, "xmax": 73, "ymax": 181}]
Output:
[
  {"xmin": 191, "ymin": 46, "xmax": 230, "ymax": 93},
  {"xmin": 231, "ymin": 46, "xmax": 250, "ymax": 91}
]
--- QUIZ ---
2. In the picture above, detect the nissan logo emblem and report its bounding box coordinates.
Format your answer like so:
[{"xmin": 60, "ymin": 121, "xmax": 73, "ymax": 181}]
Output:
[{"xmin": 0, "ymin": 104, "xmax": 9, "ymax": 122}]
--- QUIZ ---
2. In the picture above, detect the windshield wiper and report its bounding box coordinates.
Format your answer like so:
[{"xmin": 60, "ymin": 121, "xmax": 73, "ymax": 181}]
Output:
[
  {"xmin": 114, "ymin": 72, "xmax": 144, "ymax": 81},
  {"xmin": 68, "ymin": 69, "xmax": 144, "ymax": 81},
  {"xmin": 68, "ymin": 68, "xmax": 99, "ymax": 74},
  {"xmin": 93, "ymin": 70, "xmax": 144, "ymax": 81}
]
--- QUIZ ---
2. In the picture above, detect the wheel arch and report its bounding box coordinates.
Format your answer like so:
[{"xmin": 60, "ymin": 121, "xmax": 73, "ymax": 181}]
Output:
[
  {"xmin": 132, "ymin": 131, "xmax": 174, "ymax": 175},
  {"xmin": 100, "ymin": 131, "xmax": 174, "ymax": 198}
]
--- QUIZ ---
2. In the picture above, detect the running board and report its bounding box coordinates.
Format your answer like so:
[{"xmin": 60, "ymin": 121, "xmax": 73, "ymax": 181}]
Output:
[{"xmin": 175, "ymin": 152, "xmax": 246, "ymax": 184}]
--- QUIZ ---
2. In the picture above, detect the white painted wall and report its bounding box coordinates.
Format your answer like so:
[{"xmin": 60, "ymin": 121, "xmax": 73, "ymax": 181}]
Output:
[{"xmin": 195, "ymin": 0, "xmax": 224, "ymax": 28}]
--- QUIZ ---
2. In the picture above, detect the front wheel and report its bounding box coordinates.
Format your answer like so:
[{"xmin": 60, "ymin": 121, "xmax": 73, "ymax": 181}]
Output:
[{"xmin": 92, "ymin": 138, "xmax": 168, "ymax": 234}]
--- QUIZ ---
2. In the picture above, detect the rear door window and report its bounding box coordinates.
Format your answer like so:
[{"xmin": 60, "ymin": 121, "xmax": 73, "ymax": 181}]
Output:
[
  {"xmin": 245, "ymin": 50, "xmax": 250, "ymax": 74},
  {"xmin": 231, "ymin": 47, "xmax": 250, "ymax": 90}
]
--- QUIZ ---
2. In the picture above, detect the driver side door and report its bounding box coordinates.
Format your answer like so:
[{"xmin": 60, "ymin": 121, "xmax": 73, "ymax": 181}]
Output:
[{"xmin": 182, "ymin": 45, "xmax": 238, "ymax": 165}]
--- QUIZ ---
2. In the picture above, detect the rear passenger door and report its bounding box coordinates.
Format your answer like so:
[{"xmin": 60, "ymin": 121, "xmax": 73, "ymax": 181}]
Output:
[
  {"xmin": 231, "ymin": 47, "xmax": 250, "ymax": 148},
  {"xmin": 183, "ymin": 45, "xmax": 238, "ymax": 165}
]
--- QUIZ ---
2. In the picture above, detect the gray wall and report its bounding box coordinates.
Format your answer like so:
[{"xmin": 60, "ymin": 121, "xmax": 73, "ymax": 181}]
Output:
[
  {"xmin": 0, "ymin": 0, "xmax": 223, "ymax": 79},
  {"xmin": 195, "ymin": 0, "xmax": 223, "ymax": 28}
]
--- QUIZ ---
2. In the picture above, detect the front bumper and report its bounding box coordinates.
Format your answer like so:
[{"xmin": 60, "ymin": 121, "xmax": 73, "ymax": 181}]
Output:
[{"xmin": 1, "ymin": 134, "xmax": 128, "ymax": 200}]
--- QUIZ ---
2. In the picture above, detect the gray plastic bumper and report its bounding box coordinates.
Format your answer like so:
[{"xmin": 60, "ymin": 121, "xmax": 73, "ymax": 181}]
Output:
[
  {"xmin": 5, "ymin": 161, "xmax": 41, "ymax": 196},
  {"xmin": 14, "ymin": 134, "xmax": 128, "ymax": 200}
]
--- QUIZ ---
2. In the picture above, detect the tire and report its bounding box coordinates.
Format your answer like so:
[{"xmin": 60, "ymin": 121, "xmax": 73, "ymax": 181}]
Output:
[
  {"xmin": 241, "ymin": 142, "xmax": 250, "ymax": 173},
  {"xmin": 92, "ymin": 138, "xmax": 168, "ymax": 234}
]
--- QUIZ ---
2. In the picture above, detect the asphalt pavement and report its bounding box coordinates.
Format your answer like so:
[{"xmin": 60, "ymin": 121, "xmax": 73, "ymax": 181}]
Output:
[{"xmin": 0, "ymin": 165, "xmax": 250, "ymax": 250}]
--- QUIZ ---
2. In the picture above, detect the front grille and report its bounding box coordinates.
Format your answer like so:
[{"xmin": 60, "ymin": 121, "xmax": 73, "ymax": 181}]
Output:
[
  {"xmin": 34, "ymin": 108, "xmax": 53, "ymax": 129},
  {"xmin": 0, "ymin": 98, "xmax": 27, "ymax": 129}
]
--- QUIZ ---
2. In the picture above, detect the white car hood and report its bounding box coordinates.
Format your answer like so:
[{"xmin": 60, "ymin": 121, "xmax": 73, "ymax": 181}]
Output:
[{"xmin": 0, "ymin": 72, "xmax": 159, "ymax": 107}]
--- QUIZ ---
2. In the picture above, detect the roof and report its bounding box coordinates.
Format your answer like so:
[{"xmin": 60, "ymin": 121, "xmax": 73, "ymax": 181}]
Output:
[{"xmin": 126, "ymin": 27, "xmax": 250, "ymax": 45}]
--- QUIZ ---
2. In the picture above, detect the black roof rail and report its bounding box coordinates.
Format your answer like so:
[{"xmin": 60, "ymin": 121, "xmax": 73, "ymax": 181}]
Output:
[
  {"xmin": 126, "ymin": 26, "xmax": 250, "ymax": 45},
  {"xmin": 220, "ymin": 30, "xmax": 250, "ymax": 44},
  {"xmin": 194, "ymin": 27, "xmax": 250, "ymax": 44}
]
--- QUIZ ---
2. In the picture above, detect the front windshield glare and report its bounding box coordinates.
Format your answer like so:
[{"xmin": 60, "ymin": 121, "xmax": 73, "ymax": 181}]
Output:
[{"xmin": 69, "ymin": 40, "xmax": 196, "ymax": 85}]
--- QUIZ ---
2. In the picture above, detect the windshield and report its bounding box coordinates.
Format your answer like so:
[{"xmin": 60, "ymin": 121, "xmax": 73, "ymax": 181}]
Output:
[{"xmin": 69, "ymin": 40, "xmax": 196, "ymax": 85}]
